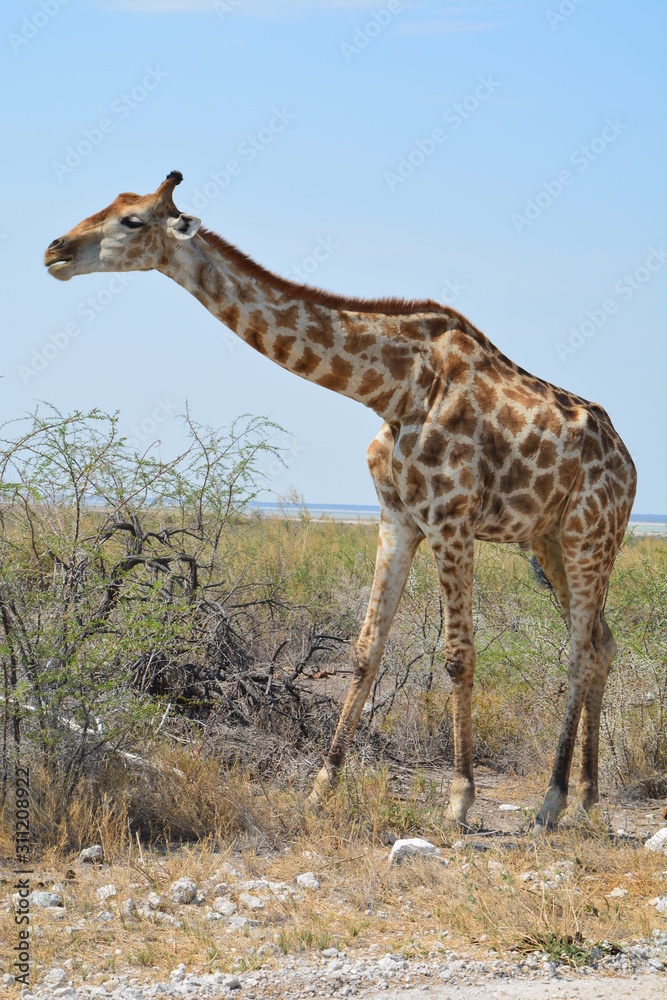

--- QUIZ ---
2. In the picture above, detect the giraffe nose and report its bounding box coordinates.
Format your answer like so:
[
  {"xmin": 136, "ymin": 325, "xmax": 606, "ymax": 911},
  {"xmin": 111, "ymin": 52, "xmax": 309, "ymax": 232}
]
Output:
[{"xmin": 48, "ymin": 237, "xmax": 65, "ymax": 250}]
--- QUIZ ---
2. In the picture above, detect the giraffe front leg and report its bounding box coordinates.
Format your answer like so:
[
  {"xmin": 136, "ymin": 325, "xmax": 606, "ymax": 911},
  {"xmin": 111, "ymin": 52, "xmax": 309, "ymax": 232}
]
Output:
[
  {"xmin": 430, "ymin": 529, "xmax": 476, "ymax": 827},
  {"xmin": 444, "ymin": 663, "xmax": 476, "ymax": 824},
  {"xmin": 309, "ymin": 511, "xmax": 423, "ymax": 805}
]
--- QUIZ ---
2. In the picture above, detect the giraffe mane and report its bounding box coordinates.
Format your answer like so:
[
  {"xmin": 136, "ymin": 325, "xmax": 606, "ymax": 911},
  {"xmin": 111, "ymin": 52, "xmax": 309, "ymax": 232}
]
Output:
[{"xmin": 197, "ymin": 227, "xmax": 456, "ymax": 317}]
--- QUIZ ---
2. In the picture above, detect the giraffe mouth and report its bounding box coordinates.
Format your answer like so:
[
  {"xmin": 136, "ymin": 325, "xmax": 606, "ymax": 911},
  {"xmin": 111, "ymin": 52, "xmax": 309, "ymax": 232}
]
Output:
[{"xmin": 46, "ymin": 258, "xmax": 73, "ymax": 280}]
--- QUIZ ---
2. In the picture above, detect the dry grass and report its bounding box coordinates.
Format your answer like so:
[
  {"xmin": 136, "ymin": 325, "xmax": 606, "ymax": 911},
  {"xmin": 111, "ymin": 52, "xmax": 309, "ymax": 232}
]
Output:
[
  {"xmin": 1, "ymin": 497, "xmax": 665, "ymax": 989},
  {"xmin": 1, "ymin": 770, "xmax": 666, "ymax": 991}
]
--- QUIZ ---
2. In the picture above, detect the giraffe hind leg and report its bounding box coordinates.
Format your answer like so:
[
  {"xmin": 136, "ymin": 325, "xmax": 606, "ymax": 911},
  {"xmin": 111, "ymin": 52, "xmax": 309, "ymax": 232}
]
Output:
[
  {"xmin": 534, "ymin": 511, "xmax": 617, "ymax": 829},
  {"xmin": 531, "ymin": 530, "xmax": 571, "ymax": 628},
  {"xmin": 576, "ymin": 607, "xmax": 616, "ymax": 810}
]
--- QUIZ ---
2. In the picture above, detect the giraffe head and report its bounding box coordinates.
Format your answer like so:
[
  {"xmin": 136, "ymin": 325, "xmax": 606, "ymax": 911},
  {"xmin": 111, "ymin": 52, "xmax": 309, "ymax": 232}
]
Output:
[{"xmin": 43, "ymin": 171, "xmax": 201, "ymax": 281}]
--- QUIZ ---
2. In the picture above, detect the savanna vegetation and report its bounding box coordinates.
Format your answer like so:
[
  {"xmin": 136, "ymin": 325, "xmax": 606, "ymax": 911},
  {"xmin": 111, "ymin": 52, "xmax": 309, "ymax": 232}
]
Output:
[{"xmin": 0, "ymin": 408, "xmax": 665, "ymax": 982}]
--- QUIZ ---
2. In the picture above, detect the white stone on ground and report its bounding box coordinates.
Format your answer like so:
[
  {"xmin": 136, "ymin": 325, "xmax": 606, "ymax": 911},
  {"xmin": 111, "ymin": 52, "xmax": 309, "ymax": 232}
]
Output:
[
  {"xmin": 296, "ymin": 871, "xmax": 320, "ymax": 889},
  {"xmin": 79, "ymin": 844, "xmax": 104, "ymax": 863},
  {"xmin": 96, "ymin": 883, "xmax": 117, "ymax": 902},
  {"xmin": 213, "ymin": 895, "xmax": 237, "ymax": 915},
  {"xmin": 645, "ymin": 828, "xmax": 667, "ymax": 854},
  {"xmin": 389, "ymin": 837, "xmax": 441, "ymax": 865},
  {"xmin": 239, "ymin": 891, "xmax": 264, "ymax": 910},
  {"xmin": 29, "ymin": 891, "xmax": 63, "ymax": 908},
  {"xmin": 168, "ymin": 876, "xmax": 199, "ymax": 904}
]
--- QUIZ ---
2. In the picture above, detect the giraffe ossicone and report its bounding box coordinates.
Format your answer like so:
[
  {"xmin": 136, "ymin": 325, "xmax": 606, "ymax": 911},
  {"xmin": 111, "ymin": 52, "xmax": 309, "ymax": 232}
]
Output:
[{"xmin": 44, "ymin": 172, "xmax": 637, "ymax": 830}]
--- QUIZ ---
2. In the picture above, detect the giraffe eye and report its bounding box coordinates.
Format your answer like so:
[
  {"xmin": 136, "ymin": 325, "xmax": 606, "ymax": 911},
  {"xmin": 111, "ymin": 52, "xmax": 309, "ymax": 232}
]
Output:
[{"xmin": 121, "ymin": 216, "xmax": 144, "ymax": 229}]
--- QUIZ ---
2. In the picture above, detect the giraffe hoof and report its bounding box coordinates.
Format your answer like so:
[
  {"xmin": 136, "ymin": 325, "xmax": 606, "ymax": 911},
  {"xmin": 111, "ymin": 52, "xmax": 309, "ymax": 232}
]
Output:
[{"xmin": 307, "ymin": 764, "xmax": 334, "ymax": 807}]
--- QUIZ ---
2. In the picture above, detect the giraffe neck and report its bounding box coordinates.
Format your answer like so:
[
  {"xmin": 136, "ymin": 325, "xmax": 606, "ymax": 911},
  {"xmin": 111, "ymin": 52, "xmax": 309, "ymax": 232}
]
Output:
[{"xmin": 158, "ymin": 232, "xmax": 432, "ymax": 421}]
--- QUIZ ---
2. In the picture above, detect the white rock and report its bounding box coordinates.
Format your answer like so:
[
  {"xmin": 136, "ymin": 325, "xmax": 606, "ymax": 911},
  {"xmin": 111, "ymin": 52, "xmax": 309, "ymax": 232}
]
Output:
[
  {"xmin": 239, "ymin": 891, "xmax": 264, "ymax": 910},
  {"xmin": 645, "ymin": 828, "xmax": 667, "ymax": 854},
  {"xmin": 498, "ymin": 804, "xmax": 520, "ymax": 812},
  {"xmin": 96, "ymin": 883, "xmax": 117, "ymax": 902},
  {"xmin": 96, "ymin": 910, "xmax": 113, "ymax": 922},
  {"xmin": 213, "ymin": 896, "xmax": 237, "ymax": 916},
  {"xmin": 30, "ymin": 891, "xmax": 63, "ymax": 908},
  {"xmin": 220, "ymin": 861, "xmax": 243, "ymax": 879},
  {"xmin": 296, "ymin": 871, "xmax": 320, "ymax": 889},
  {"xmin": 257, "ymin": 942, "xmax": 280, "ymax": 957},
  {"xmin": 322, "ymin": 947, "xmax": 339, "ymax": 958},
  {"xmin": 79, "ymin": 845, "xmax": 104, "ymax": 863},
  {"xmin": 223, "ymin": 975, "xmax": 241, "ymax": 990},
  {"xmin": 649, "ymin": 896, "xmax": 667, "ymax": 913},
  {"xmin": 45, "ymin": 968, "xmax": 67, "ymax": 985},
  {"xmin": 377, "ymin": 953, "xmax": 406, "ymax": 971},
  {"xmin": 606, "ymin": 887, "xmax": 628, "ymax": 898},
  {"xmin": 1, "ymin": 974, "xmax": 15, "ymax": 985},
  {"xmin": 120, "ymin": 898, "xmax": 137, "ymax": 917},
  {"xmin": 147, "ymin": 892, "xmax": 162, "ymax": 910},
  {"xmin": 168, "ymin": 876, "xmax": 199, "ymax": 904},
  {"xmin": 388, "ymin": 838, "xmax": 441, "ymax": 865}
]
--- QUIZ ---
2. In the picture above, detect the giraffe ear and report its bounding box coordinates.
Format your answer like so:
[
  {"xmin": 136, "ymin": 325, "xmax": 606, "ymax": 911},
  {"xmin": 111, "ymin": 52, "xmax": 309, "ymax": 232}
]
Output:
[{"xmin": 167, "ymin": 214, "xmax": 201, "ymax": 241}]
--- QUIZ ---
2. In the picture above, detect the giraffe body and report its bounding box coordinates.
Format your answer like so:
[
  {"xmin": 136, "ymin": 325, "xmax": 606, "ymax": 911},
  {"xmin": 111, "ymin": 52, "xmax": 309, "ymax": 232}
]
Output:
[{"xmin": 44, "ymin": 173, "xmax": 636, "ymax": 828}]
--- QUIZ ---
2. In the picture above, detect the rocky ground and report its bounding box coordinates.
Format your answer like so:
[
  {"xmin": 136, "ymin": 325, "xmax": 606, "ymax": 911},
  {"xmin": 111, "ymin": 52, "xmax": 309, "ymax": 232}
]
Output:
[
  {"xmin": 2, "ymin": 774, "xmax": 666, "ymax": 999},
  {"xmin": 4, "ymin": 931, "xmax": 666, "ymax": 999}
]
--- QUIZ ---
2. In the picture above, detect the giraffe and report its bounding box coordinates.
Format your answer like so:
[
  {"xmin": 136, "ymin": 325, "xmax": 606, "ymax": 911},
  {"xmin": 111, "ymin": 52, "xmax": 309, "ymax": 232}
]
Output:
[{"xmin": 44, "ymin": 171, "xmax": 636, "ymax": 830}]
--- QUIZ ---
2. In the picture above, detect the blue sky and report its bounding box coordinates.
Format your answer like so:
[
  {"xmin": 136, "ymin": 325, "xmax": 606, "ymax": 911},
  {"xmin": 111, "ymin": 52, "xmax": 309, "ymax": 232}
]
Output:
[{"xmin": 2, "ymin": 0, "xmax": 665, "ymax": 511}]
